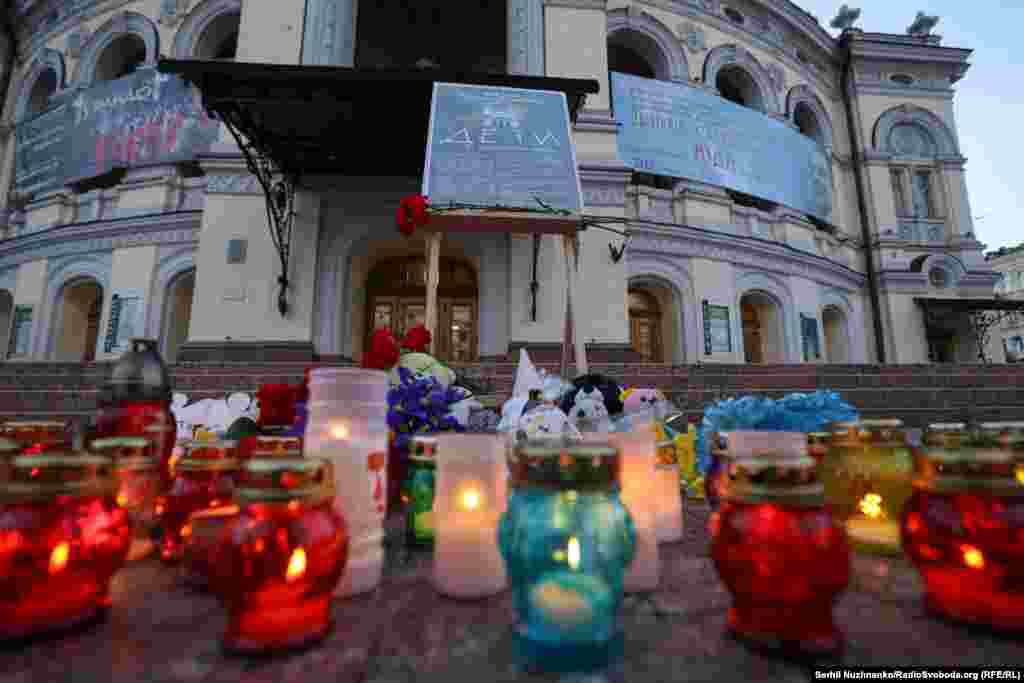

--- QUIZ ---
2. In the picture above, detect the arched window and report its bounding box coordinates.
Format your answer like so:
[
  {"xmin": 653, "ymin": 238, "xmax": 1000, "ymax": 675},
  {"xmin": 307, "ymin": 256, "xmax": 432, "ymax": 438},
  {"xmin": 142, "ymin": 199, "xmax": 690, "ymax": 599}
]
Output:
[
  {"xmin": 26, "ymin": 69, "xmax": 57, "ymax": 117},
  {"xmin": 94, "ymin": 33, "xmax": 148, "ymax": 82},
  {"xmin": 794, "ymin": 102, "xmax": 822, "ymax": 144},
  {"xmin": 73, "ymin": 12, "xmax": 161, "ymax": 87},
  {"xmin": 173, "ymin": 0, "xmax": 243, "ymax": 59},
  {"xmin": 716, "ymin": 65, "xmax": 763, "ymax": 110},
  {"xmin": 704, "ymin": 45, "xmax": 780, "ymax": 114},
  {"xmin": 786, "ymin": 85, "xmax": 835, "ymax": 151},
  {"xmin": 15, "ymin": 49, "xmax": 66, "ymax": 121},
  {"xmin": 195, "ymin": 11, "xmax": 239, "ymax": 59},
  {"xmin": 608, "ymin": 41, "xmax": 656, "ymax": 79}
]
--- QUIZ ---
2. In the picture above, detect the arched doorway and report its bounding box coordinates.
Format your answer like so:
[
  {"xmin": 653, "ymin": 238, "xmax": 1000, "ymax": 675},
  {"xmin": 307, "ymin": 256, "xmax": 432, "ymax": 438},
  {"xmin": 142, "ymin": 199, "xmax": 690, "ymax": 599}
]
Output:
[
  {"xmin": 628, "ymin": 289, "xmax": 663, "ymax": 362},
  {"xmin": 162, "ymin": 270, "xmax": 195, "ymax": 362},
  {"xmin": 55, "ymin": 279, "xmax": 103, "ymax": 361},
  {"xmin": 365, "ymin": 256, "xmax": 478, "ymax": 362},
  {"xmin": 740, "ymin": 291, "xmax": 784, "ymax": 364},
  {"xmin": 0, "ymin": 290, "xmax": 12, "ymax": 359},
  {"xmin": 822, "ymin": 306, "xmax": 849, "ymax": 363}
]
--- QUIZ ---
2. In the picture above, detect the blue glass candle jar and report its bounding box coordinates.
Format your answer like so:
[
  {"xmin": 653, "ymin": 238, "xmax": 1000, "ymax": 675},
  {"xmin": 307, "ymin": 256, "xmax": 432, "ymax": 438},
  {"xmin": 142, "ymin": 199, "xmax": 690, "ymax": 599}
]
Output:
[
  {"xmin": 403, "ymin": 436, "xmax": 437, "ymax": 547},
  {"xmin": 500, "ymin": 440, "xmax": 636, "ymax": 673}
]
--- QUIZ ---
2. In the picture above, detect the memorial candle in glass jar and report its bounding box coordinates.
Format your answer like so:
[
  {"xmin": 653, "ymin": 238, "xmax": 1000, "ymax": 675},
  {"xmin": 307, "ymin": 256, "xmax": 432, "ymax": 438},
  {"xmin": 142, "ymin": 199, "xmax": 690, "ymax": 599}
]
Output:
[
  {"xmin": 710, "ymin": 448, "xmax": 849, "ymax": 656},
  {"xmin": 902, "ymin": 426, "xmax": 1024, "ymax": 632},
  {"xmin": 432, "ymin": 434, "xmax": 508, "ymax": 598},
  {"xmin": 90, "ymin": 436, "xmax": 161, "ymax": 561},
  {"xmin": 609, "ymin": 432, "xmax": 660, "ymax": 592},
  {"xmin": 210, "ymin": 457, "xmax": 347, "ymax": 653},
  {"xmin": 156, "ymin": 440, "xmax": 238, "ymax": 561},
  {"xmin": 0, "ymin": 452, "xmax": 131, "ymax": 640},
  {"xmin": 500, "ymin": 440, "xmax": 635, "ymax": 673}
]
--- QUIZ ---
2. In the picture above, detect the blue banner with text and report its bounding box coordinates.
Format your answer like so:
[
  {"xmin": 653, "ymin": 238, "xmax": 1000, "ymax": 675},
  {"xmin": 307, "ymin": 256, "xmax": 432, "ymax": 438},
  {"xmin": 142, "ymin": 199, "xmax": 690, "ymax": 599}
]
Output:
[{"xmin": 611, "ymin": 71, "xmax": 833, "ymax": 222}]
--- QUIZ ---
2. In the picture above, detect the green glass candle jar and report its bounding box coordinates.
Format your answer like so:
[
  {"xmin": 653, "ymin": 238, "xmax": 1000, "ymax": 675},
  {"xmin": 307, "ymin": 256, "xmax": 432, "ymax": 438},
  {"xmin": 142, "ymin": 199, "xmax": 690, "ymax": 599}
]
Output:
[
  {"xmin": 500, "ymin": 439, "xmax": 635, "ymax": 674},
  {"xmin": 821, "ymin": 419, "xmax": 913, "ymax": 555},
  {"xmin": 403, "ymin": 436, "xmax": 437, "ymax": 547}
]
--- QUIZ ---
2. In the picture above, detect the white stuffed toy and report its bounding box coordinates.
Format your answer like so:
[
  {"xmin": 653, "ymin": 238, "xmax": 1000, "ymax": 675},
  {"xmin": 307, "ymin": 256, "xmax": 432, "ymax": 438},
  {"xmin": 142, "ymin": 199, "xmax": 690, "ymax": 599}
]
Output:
[{"xmin": 566, "ymin": 386, "xmax": 613, "ymax": 433}]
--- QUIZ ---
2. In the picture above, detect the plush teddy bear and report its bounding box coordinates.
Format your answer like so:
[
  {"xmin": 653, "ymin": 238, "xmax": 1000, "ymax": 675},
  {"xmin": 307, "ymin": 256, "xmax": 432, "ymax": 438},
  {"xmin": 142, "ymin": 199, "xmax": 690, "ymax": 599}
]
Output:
[
  {"xmin": 565, "ymin": 386, "xmax": 613, "ymax": 433},
  {"xmin": 620, "ymin": 387, "xmax": 668, "ymax": 416},
  {"xmin": 559, "ymin": 374, "xmax": 624, "ymax": 420}
]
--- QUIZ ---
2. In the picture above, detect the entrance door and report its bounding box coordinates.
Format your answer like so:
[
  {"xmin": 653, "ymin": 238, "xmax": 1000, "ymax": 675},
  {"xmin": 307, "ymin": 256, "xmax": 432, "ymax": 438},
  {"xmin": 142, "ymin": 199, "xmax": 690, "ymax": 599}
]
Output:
[
  {"xmin": 364, "ymin": 256, "xmax": 478, "ymax": 363},
  {"xmin": 742, "ymin": 302, "xmax": 763, "ymax": 364}
]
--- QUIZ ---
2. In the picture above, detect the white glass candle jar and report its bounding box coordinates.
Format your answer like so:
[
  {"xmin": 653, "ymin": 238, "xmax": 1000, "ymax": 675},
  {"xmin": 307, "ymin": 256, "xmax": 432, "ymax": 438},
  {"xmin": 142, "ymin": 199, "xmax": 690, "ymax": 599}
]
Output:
[
  {"xmin": 305, "ymin": 368, "xmax": 389, "ymax": 598},
  {"xmin": 609, "ymin": 433, "xmax": 661, "ymax": 592},
  {"xmin": 432, "ymin": 434, "xmax": 508, "ymax": 599},
  {"xmin": 654, "ymin": 438, "xmax": 684, "ymax": 543}
]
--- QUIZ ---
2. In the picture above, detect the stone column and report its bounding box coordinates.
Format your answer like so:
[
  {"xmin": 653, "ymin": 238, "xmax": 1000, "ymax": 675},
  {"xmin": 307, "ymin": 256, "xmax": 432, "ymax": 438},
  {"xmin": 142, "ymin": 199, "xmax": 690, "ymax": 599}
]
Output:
[
  {"xmin": 302, "ymin": 0, "xmax": 358, "ymax": 66},
  {"xmin": 508, "ymin": 0, "xmax": 545, "ymax": 76}
]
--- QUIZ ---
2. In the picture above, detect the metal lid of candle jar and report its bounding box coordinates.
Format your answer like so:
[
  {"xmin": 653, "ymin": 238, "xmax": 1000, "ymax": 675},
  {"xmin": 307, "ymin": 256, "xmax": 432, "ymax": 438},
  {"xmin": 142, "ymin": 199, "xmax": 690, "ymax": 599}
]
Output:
[
  {"xmin": 177, "ymin": 440, "xmax": 240, "ymax": 472},
  {"xmin": 235, "ymin": 457, "xmax": 335, "ymax": 505},
  {"xmin": 249, "ymin": 435, "xmax": 302, "ymax": 458},
  {"xmin": 977, "ymin": 423, "xmax": 1024, "ymax": 449},
  {"xmin": 410, "ymin": 436, "xmax": 437, "ymax": 462},
  {"xmin": 90, "ymin": 436, "xmax": 154, "ymax": 459},
  {"xmin": 923, "ymin": 423, "xmax": 967, "ymax": 448},
  {"xmin": 509, "ymin": 439, "xmax": 621, "ymax": 490},
  {"xmin": 832, "ymin": 419, "xmax": 905, "ymax": 446},
  {"xmin": 722, "ymin": 451, "xmax": 824, "ymax": 506},
  {"xmin": 914, "ymin": 434, "xmax": 1021, "ymax": 495},
  {"xmin": 106, "ymin": 338, "xmax": 172, "ymax": 403},
  {"xmin": 0, "ymin": 452, "xmax": 116, "ymax": 502}
]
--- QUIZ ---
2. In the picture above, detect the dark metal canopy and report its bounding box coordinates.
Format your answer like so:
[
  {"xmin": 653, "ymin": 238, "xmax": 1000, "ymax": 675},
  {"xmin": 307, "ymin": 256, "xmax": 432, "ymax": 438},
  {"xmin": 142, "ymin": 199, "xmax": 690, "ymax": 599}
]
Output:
[
  {"xmin": 915, "ymin": 297, "xmax": 1024, "ymax": 313},
  {"xmin": 158, "ymin": 59, "xmax": 600, "ymax": 178}
]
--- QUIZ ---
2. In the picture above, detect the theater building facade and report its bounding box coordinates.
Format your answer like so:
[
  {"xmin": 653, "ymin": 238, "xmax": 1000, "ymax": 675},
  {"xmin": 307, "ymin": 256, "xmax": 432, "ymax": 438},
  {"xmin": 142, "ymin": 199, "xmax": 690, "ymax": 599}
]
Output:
[{"xmin": 0, "ymin": 0, "xmax": 1003, "ymax": 367}]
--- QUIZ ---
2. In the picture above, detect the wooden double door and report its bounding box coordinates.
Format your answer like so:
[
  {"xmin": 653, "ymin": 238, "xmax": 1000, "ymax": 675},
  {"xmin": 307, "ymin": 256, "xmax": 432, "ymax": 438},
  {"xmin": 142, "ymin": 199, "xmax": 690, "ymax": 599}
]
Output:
[{"xmin": 368, "ymin": 296, "xmax": 477, "ymax": 363}]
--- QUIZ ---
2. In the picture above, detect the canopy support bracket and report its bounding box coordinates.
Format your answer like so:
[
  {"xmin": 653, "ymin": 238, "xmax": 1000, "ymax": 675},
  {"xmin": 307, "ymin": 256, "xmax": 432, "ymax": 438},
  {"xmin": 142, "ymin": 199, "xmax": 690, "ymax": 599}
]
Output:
[{"xmin": 212, "ymin": 101, "xmax": 297, "ymax": 317}]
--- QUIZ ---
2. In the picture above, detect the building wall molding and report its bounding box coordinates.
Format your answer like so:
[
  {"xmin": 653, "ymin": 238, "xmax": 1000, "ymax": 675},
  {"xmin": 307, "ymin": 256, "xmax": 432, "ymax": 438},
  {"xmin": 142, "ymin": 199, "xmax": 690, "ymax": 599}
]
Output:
[
  {"xmin": 0, "ymin": 211, "xmax": 201, "ymax": 272},
  {"xmin": 509, "ymin": 0, "xmax": 545, "ymax": 76},
  {"xmin": 628, "ymin": 223, "xmax": 867, "ymax": 291}
]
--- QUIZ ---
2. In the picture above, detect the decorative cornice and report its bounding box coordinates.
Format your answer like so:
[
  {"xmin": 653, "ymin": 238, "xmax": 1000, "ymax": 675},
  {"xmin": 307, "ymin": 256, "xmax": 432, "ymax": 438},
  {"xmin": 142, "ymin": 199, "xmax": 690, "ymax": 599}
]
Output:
[
  {"xmin": 0, "ymin": 211, "xmax": 201, "ymax": 271},
  {"xmin": 204, "ymin": 174, "xmax": 263, "ymax": 195},
  {"xmin": 629, "ymin": 222, "xmax": 866, "ymax": 291}
]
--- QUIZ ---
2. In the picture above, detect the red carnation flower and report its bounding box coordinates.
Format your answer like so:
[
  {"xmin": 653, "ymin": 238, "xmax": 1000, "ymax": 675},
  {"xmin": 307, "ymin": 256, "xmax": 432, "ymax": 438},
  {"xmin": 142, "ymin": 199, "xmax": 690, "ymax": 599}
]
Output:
[
  {"xmin": 401, "ymin": 324, "xmax": 432, "ymax": 353},
  {"xmin": 396, "ymin": 195, "xmax": 430, "ymax": 236},
  {"xmin": 362, "ymin": 328, "xmax": 401, "ymax": 370}
]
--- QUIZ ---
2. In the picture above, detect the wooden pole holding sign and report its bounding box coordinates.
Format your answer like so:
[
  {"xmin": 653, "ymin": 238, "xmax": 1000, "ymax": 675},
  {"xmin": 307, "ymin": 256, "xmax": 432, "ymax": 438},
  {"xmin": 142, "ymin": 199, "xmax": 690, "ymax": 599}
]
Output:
[
  {"xmin": 562, "ymin": 233, "xmax": 588, "ymax": 376},
  {"xmin": 424, "ymin": 231, "xmax": 442, "ymax": 356}
]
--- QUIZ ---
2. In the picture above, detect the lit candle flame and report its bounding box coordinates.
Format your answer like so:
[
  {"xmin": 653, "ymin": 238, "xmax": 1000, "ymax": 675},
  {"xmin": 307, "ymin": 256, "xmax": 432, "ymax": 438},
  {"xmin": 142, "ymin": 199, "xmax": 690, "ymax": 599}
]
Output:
[
  {"xmin": 286, "ymin": 548, "xmax": 307, "ymax": 582},
  {"xmin": 858, "ymin": 493, "xmax": 884, "ymax": 519},
  {"xmin": 963, "ymin": 546, "xmax": 985, "ymax": 570},
  {"xmin": 567, "ymin": 537, "xmax": 581, "ymax": 571},
  {"xmin": 1016, "ymin": 465, "xmax": 1024, "ymax": 485},
  {"xmin": 460, "ymin": 488, "xmax": 481, "ymax": 512},
  {"xmin": 116, "ymin": 493, "xmax": 129, "ymax": 508},
  {"xmin": 330, "ymin": 424, "xmax": 349, "ymax": 440},
  {"xmin": 49, "ymin": 542, "xmax": 70, "ymax": 575}
]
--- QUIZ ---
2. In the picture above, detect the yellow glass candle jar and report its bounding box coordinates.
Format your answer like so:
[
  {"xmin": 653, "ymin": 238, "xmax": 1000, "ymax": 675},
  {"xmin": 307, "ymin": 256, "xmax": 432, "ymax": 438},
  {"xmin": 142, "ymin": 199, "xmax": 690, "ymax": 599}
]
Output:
[{"xmin": 821, "ymin": 419, "xmax": 913, "ymax": 555}]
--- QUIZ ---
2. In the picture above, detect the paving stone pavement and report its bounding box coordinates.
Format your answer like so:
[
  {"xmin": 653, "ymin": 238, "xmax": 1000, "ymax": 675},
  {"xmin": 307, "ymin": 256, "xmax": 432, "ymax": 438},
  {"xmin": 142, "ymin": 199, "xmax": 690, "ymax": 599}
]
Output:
[{"xmin": 1, "ymin": 503, "xmax": 1021, "ymax": 683}]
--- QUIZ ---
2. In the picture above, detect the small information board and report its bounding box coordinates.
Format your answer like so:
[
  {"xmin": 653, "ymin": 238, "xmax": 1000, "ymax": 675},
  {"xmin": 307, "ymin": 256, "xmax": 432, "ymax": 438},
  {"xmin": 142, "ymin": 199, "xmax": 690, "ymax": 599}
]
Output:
[
  {"xmin": 703, "ymin": 302, "xmax": 732, "ymax": 355},
  {"xmin": 103, "ymin": 290, "xmax": 145, "ymax": 355},
  {"xmin": 9, "ymin": 305, "xmax": 33, "ymax": 357},
  {"xmin": 801, "ymin": 314, "xmax": 821, "ymax": 361}
]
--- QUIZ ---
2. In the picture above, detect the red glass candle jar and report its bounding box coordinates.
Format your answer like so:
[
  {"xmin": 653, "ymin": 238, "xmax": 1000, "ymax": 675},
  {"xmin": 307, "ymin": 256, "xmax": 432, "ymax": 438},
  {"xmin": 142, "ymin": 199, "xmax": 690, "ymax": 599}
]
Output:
[
  {"xmin": 238, "ymin": 435, "xmax": 302, "ymax": 461},
  {"xmin": 710, "ymin": 448, "xmax": 850, "ymax": 657},
  {"xmin": 94, "ymin": 402, "xmax": 177, "ymax": 488},
  {"xmin": 807, "ymin": 433, "xmax": 831, "ymax": 465},
  {"xmin": 901, "ymin": 428, "xmax": 1024, "ymax": 632},
  {"xmin": 1, "ymin": 421, "xmax": 71, "ymax": 454},
  {"xmin": 0, "ymin": 452, "xmax": 131, "ymax": 640},
  {"xmin": 156, "ymin": 441, "xmax": 238, "ymax": 562},
  {"xmin": 90, "ymin": 437, "xmax": 161, "ymax": 562},
  {"xmin": 182, "ymin": 504, "xmax": 240, "ymax": 589},
  {"xmin": 0, "ymin": 437, "xmax": 21, "ymax": 480},
  {"xmin": 257, "ymin": 384, "xmax": 297, "ymax": 431},
  {"xmin": 209, "ymin": 457, "xmax": 347, "ymax": 653}
]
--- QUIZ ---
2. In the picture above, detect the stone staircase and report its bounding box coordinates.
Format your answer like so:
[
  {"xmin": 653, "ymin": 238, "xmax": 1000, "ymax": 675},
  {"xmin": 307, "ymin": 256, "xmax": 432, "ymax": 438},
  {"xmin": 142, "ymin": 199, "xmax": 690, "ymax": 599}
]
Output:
[{"xmin": 1, "ymin": 357, "xmax": 1023, "ymax": 428}]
